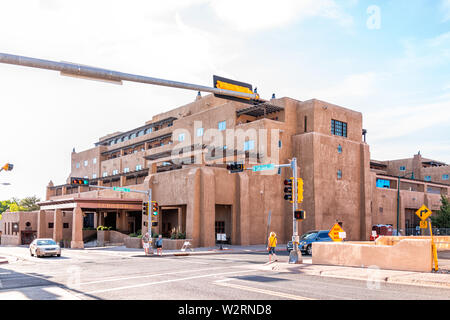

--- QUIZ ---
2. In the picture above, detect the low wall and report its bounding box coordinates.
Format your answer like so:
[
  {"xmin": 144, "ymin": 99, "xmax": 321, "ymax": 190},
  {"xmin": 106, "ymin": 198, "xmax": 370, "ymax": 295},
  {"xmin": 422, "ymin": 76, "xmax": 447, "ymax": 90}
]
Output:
[
  {"xmin": 376, "ymin": 236, "xmax": 450, "ymax": 251},
  {"xmin": 312, "ymin": 239, "xmax": 433, "ymax": 272},
  {"xmin": 97, "ymin": 230, "xmax": 129, "ymax": 246},
  {"xmin": 125, "ymin": 237, "xmax": 142, "ymax": 249},
  {"xmin": 82, "ymin": 230, "xmax": 97, "ymax": 241},
  {"xmin": 163, "ymin": 239, "xmax": 193, "ymax": 250},
  {"xmin": 0, "ymin": 235, "xmax": 20, "ymax": 246}
]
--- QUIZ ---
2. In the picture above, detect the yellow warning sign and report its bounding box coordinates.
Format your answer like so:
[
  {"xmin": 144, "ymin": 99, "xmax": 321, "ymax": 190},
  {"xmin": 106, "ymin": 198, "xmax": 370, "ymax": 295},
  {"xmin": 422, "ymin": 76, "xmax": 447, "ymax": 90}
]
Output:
[
  {"xmin": 420, "ymin": 220, "xmax": 428, "ymax": 229},
  {"xmin": 415, "ymin": 204, "xmax": 432, "ymax": 221}
]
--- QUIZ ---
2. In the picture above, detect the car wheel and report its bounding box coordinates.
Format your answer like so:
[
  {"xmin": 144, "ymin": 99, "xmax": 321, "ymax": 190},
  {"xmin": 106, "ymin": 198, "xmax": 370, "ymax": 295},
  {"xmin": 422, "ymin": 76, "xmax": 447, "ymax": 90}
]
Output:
[
  {"xmin": 306, "ymin": 245, "xmax": 312, "ymax": 256},
  {"xmin": 56, "ymin": 254, "xmax": 61, "ymax": 257}
]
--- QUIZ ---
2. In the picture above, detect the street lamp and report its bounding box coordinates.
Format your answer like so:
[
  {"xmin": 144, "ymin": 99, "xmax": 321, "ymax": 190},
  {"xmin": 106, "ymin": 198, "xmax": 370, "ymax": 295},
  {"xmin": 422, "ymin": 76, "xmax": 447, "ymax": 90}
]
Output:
[{"xmin": 396, "ymin": 171, "xmax": 414, "ymax": 236}]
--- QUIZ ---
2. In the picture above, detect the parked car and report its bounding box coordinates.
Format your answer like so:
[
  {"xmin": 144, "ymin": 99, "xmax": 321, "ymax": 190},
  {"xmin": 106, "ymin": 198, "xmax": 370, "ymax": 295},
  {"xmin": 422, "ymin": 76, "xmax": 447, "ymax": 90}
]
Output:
[
  {"xmin": 286, "ymin": 230, "xmax": 333, "ymax": 255},
  {"xmin": 30, "ymin": 238, "xmax": 61, "ymax": 258}
]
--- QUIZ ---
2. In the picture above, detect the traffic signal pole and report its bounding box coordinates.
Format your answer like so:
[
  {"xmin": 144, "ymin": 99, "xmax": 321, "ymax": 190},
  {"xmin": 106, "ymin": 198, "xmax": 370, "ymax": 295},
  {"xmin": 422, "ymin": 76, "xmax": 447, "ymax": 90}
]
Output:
[{"xmin": 0, "ymin": 52, "xmax": 263, "ymax": 101}]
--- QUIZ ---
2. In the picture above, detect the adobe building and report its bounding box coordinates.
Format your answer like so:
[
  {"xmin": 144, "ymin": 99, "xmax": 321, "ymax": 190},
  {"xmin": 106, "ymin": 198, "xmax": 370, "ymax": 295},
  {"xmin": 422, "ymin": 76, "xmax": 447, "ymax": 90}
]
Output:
[
  {"xmin": 0, "ymin": 211, "xmax": 38, "ymax": 245},
  {"xmin": 34, "ymin": 94, "xmax": 450, "ymax": 249}
]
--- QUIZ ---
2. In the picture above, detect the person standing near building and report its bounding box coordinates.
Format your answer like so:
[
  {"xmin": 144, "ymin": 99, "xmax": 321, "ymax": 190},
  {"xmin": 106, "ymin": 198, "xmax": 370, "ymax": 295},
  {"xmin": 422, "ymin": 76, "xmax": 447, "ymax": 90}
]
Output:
[
  {"xmin": 156, "ymin": 234, "xmax": 163, "ymax": 256},
  {"xmin": 267, "ymin": 232, "xmax": 278, "ymax": 262},
  {"xmin": 142, "ymin": 232, "xmax": 150, "ymax": 256}
]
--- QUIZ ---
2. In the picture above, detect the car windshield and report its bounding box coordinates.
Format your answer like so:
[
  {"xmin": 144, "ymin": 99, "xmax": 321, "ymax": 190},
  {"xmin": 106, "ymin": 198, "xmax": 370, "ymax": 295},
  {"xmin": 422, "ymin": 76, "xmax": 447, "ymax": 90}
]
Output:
[
  {"xmin": 303, "ymin": 233, "xmax": 318, "ymax": 240},
  {"xmin": 37, "ymin": 240, "xmax": 57, "ymax": 246}
]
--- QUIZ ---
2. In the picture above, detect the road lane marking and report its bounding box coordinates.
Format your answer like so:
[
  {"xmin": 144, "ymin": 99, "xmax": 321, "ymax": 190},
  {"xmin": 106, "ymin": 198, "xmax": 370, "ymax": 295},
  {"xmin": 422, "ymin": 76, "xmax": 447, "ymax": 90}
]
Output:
[
  {"xmin": 215, "ymin": 280, "xmax": 315, "ymax": 300},
  {"xmin": 214, "ymin": 281, "xmax": 315, "ymax": 300},
  {"xmin": 77, "ymin": 266, "xmax": 231, "ymax": 286},
  {"xmin": 77, "ymin": 269, "xmax": 256, "ymax": 295}
]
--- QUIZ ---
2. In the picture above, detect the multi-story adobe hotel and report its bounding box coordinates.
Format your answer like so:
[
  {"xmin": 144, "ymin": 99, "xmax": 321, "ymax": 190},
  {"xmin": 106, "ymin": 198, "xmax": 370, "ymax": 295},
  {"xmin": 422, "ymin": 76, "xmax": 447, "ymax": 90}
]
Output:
[{"xmin": 21, "ymin": 94, "xmax": 449, "ymax": 249}]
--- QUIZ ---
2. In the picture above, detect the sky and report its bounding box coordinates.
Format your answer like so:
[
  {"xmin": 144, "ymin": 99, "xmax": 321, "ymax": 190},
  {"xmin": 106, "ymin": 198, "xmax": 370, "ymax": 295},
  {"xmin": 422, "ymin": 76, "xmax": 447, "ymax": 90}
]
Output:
[{"xmin": 0, "ymin": 0, "xmax": 449, "ymax": 201}]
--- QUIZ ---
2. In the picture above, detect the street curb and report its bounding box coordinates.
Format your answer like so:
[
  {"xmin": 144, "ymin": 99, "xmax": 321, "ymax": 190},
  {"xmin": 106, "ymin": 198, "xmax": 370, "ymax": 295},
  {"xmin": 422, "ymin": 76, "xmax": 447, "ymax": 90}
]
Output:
[
  {"xmin": 154, "ymin": 249, "xmax": 268, "ymax": 257},
  {"xmin": 0, "ymin": 257, "xmax": 8, "ymax": 265},
  {"xmin": 267, "ymin": 263, "xmax": 450, "ymax": 289}
]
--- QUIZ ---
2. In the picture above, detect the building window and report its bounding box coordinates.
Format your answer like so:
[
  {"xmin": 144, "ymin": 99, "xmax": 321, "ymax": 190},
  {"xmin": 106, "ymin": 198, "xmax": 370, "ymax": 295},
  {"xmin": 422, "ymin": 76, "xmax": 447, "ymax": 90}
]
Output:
[
  {"xmin": 331, "ymin": 120, "xmax": 347, "ymax": 137},
  {"xmin": 84, "ymin": 160, "xmax": 88, "ymax": 167},
  {"xmin": 76, "ymin": 163, "xmax": 80, "ymax": 169},
  {"xmin": 103, "ymin": 172, "xmax": 108, "ymax": 177},
  {"xmin": 93, "ymin": 158, "xmax": 97, "ymax": 164},
  {"xmin": 178, "ymin": 133, "xmax": 185, "ymax": 142},
  {"xmin": 112, "ymin": 169, "xmax": 119, "ymax": 175},
  {"xmin": 197, "ymin": 128, "xmax": 204, "ymax": 137},
  {"xmin": 92, "ymin": 174, "xmax": 97, "ymax": 179},
  {"xmin": 48, "ymin": 223, "xmax": 54, "ymax": 229},
  {"xmin": 83, "ymin": 176, "xmax": 88, "ymax": 179},
  {"xmin": 338, "ymin": 145, "xmax": 342, "ymax": 154},
  {"xmin": 400, "ymin": 166, "xmax": 406, "ymax": 171},
  {"xmin": 244, "ymin": 140, "xmax": 255, "ymax": 151},
  {"xmin": 218, "ymin": 121, "xmax": 226, "ymax": 131},
  {"xmin": 443, "ymin": 174, "xmax": 449, "ymax": 181},
  {"xmin": 136, "ymin": 165, "xmax": 142, "ymax": 171},
  {"xmin": 131, "ymin": 133, "xmax": 136, "ymax": 139},
  {"xmin": 337, "ymin": 170, "xmax": 342, "ymax": 180},
  {"xmin": 279, "ymin": 140, "xmax": 282, "ymax": 148},
  {"xmin": 376, "ymin": 179, "xmax": 390, "ymax": 189},
  {"xmin": 124, "ymin": 168, "xmax": 130, "ymax": 173},
  {"xmin": 424, "ymin": 176, "xmax": 431, "ymax": 182},
  {"xmin": 63, "ymin": 223, "xmax": 69, "ymax": 229}
]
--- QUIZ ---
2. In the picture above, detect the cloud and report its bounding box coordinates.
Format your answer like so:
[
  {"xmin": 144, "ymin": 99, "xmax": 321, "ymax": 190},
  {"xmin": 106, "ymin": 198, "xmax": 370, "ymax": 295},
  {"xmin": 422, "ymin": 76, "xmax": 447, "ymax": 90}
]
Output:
[
  {"xmin": 209, "ymin": 0, "xmax": 353, "ymax": 32},
  {"xmin": 366, "ymin": 99, "xmax": 450, "ymax": 142},
  {"xmin": 304, "ymin": 72, "xmax": 379, "ymax": 102}
]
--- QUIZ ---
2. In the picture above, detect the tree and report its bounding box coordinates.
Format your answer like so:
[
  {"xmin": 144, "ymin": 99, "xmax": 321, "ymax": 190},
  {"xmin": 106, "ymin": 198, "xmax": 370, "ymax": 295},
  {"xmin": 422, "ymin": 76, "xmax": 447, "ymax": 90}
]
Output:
[
  {"xmin": 19, "ymin": 196, "xmax": 41, "ymax": 211},
  {"xmin": 0, "ymin": 200, "xmax": 13, "ymax": 214},
  {"xmin": 431, "ymin": 195, "xmax": 450, "ymax": 228}
]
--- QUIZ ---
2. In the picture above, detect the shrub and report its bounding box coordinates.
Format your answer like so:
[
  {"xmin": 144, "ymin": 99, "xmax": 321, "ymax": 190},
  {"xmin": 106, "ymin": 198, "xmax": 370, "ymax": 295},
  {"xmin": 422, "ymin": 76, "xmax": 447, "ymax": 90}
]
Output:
[{"xmin": 96, "ymin": 226, "xmax": 112, "ymax": 231}]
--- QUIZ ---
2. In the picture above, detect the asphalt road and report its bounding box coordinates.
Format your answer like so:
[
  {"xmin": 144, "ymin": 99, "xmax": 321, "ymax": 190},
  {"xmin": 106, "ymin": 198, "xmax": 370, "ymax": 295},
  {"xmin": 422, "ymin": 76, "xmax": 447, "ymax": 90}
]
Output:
[{"xmin": 1, "ymin": 246, "xmax": 450, "ymax": 301}]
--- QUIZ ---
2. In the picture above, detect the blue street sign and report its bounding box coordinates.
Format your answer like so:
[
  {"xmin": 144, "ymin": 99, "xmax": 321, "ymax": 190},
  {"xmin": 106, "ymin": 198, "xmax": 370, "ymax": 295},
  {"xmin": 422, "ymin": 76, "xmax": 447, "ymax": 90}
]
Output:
[
  {"xmin": 113, "ymin": 187, "xmax": 131, "ymax": 193},
  {"xmin": 252, "ymin": 164, "xmax": 275, "ymax": 172}
]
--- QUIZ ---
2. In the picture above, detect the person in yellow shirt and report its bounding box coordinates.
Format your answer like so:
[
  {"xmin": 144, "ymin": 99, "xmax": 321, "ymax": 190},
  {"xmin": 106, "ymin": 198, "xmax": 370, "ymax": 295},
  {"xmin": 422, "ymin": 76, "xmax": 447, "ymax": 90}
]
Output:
[{"xmin": 267, "ymin": 232, "xmax": 278, "ymax": 262}]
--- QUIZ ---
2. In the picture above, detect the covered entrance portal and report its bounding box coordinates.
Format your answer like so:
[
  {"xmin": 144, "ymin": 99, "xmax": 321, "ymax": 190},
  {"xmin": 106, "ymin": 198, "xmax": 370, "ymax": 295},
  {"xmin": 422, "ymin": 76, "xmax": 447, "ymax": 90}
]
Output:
[{"xmin": 38, "ymin": 197, "xmax": 143, "ymax": 248}]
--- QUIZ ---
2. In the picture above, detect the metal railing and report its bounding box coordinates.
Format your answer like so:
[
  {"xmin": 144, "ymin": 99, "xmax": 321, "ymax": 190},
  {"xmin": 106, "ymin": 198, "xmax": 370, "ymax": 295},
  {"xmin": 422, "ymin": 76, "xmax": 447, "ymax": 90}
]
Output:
[{"xmin": 405, "ymin": 228, "xmax": 450, "ymax": 236}]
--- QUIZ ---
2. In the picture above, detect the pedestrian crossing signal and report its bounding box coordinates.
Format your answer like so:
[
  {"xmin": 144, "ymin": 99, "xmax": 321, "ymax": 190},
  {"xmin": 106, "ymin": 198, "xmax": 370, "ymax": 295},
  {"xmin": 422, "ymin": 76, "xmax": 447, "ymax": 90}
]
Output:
[{"xmin": 294, "ymin": 210, "xmax": 306, "ymax": 220}]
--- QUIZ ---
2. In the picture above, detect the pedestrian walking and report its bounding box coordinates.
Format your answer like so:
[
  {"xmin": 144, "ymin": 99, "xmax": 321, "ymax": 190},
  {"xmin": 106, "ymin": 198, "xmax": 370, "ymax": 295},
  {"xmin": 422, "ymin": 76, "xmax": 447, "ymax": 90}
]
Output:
[
  {"xmin": 142, "ymin": 232, "xmax": 151, "ymax": 256},
  {"xmin": 156, "ymin": 234, "xmax": 163, "ymax": 256},
  {"xmin": 267, "ymin": 231, "xmax": 278, "ymax": 262}
]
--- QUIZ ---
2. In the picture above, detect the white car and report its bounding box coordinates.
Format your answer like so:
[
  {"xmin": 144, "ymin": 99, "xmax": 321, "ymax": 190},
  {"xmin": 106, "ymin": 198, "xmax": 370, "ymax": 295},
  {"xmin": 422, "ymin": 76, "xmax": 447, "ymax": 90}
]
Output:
[{"xmin": 29, "ymin": 238, "xmax": 61, "ymax": 258}]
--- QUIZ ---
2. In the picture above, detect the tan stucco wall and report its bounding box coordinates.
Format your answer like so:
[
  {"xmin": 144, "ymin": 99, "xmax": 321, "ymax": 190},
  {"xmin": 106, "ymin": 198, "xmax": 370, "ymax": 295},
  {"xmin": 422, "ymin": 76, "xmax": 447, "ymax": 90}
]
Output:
[{"xmin": 312, "ymin": 239, "xmax": 433, "ymax": 272}]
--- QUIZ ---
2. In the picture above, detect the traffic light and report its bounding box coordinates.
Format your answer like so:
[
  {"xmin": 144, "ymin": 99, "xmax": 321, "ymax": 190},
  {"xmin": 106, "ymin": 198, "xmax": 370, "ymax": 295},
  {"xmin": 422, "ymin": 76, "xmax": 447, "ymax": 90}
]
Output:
[
  {"xmin": 70, "ymin": 177, "xmax": 90, "ymax": 186},
  {"xmin": 142, "ymin": 202, "xmax": 149, "ymax": 215},
  {"xmin": 284, "ymin": 178, "xmax": 293, "ymax": 201},
  {"xmin": 1, "ymin": 163, "xmax": 13, "ymax": 171},
  {"xmin": 294, "ymin": 210, "xmax": 306, "ymax": 220},
  {"xmin": 151, "ymin": 201, "xmax": 159, "ymax": 216},
  {"xmin": 297, "ymin": 178, "xmax": 304, "ymax": 203},
  {"xmin": 226, "ymin": 163, "xmax": 244, "ymax": 173}
]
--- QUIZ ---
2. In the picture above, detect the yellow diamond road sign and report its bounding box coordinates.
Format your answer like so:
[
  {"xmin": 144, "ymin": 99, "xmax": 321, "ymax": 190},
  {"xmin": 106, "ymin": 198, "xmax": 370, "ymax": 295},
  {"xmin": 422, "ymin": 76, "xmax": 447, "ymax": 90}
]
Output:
[
  {"xmin": 328, "ymin": 223, "xmax": 345, "ymax": 242},
  {"xmin": 416, "ymin": 204, "xmax": 432, "ymax": 221}
]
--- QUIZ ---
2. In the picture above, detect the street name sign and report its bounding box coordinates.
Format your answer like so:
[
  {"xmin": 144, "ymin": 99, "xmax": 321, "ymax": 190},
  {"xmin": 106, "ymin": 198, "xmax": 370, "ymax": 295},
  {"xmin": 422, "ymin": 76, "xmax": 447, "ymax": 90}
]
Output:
[
  {"xmin": 252, "ymin": 164, "xmax": 275, "ymax": 172},
  {"xmin": 328, "ymin": 223, "xmax": 345, "ymax": 242},
  {"xmin": 113, "ymin": 187, "xmax": 131, "ymax": 193},
  {"xmin": 416, "ymin": 204, "xmax": 432, "ymax": 221}
]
